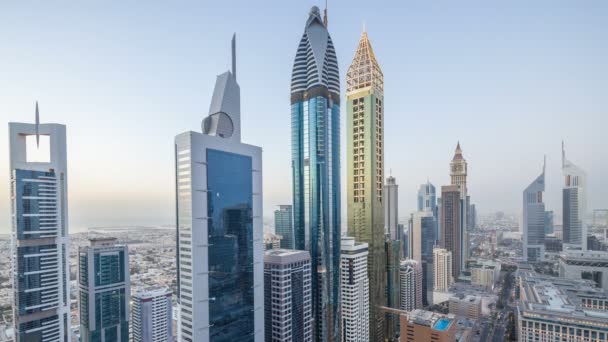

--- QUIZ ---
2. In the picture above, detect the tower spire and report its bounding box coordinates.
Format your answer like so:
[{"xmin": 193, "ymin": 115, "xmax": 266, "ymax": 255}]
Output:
[
  {"xmin": 562, "ymin": 140, "xmax": 565, "ymax": 168},
  {"xmin": 323, "ymin": 0, "xmax": 328, "ymax": 27},
  {"xmin": 35, "ymin": 101, "xmax": 40, "ymax": 148},
  {"xmin": 231, "ymin": 33, "xmax": 237, "ymax": 80},
  {"xmin": 543, "ymin": 155, "xmax": 546, "ymax": 174}
]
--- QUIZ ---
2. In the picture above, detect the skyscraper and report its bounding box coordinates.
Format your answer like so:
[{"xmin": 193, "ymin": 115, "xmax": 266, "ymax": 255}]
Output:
[
  {"xmin": 523, "ymin": 158, "xmax": 546, "ymax": 262},
  {"xmin": 79, "ymin": 237, "xmax": 130, "ymax": 342},
  {"xmin": 562, "ymin": 142, "xmax": 587, "ymax": 250},
  {"xmin": 385, "ymin": 176, "xmax": 399, "ymax": 240},
  {"xmin": 175, "ymin": 35, "xmax": 264, "ymax": 341},
  {"xmin": 340, "ymin": 237, "xmax": 370, "ymax": 342},
  {"xmin": 400, "ymin": 259, "xmax": 423, "ymax": 311},
  {"xmin": 440, "ymin": 185, "xmax": 462, "ymax": 279},
  {"xmin": 433, "ymin": 248, "xmax": 453, "ymax": 292},
  {"xmin": 409, "ymin": 211, "xmax": 435, "ymax": 264},
  {"xmin": 346, "ymin": 27, "xmax": 386, "ymax": 342},
  {"xmin": 417, "ymin": 181, "xmax": 437, "ymax": 214},
  {"xmin": 449, "ymin": 142, "xmax": 468, "ymax": 273},
  {"xmin": 385, "ymin": 238, "xmax": 401, "ymax": 340},
  {"xmin": 132, "ymin": 288, "xmax": 173, "ymax": 342},
  {"xmin": 264, "ymin": 249, "xmax": 312, "ymax": 342},
  {"xmin": 544, "ymin": 211, "xmax": 554, "ymax": 235},
  {"xmin": 9, "ymin": 108, "xmax": 71, "ymax": 342},
  {"xmin": 274, "ymin": 205, "xmax": 294, "ymax": 249},
  {"xmin": 291, "ymin": 7, "xmax": 341, "ymax": 341}
]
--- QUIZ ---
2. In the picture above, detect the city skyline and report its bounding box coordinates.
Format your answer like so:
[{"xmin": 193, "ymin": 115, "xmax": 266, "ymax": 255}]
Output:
[{"xmin": 2, "ymin": 1, "xmax": 608, "ymax": 233}]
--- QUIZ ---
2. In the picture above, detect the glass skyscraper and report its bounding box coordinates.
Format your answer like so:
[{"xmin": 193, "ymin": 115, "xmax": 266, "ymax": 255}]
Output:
[
  {"xmin": 274, "ymin": 205, "xmax": 294, "ymax": 249},
  {"xmin": 523, "ymin": 159, "xmax": 546, "ymax": 262},
  {"xmin": 175, "ymin": 35, "xmax": 264, "ymax": 342},
  {"xmin": 9, "ymin": 110, "xmax": 71, "ymax": 342},
  {"xmin": 562, "ymin": 142, "xmax": 587, "ymax": 251},
  {"xmin": 290, "ymin": 6, "xmax": 341, "ymax": 341},
  {"xmin": 79, "ymin": 238, "xmax": 130, "ymax": 342}
]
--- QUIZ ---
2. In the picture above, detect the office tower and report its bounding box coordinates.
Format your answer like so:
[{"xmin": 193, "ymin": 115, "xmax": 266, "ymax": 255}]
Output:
[
  {"xmin": 400, "ymin": 259, "xmax": 423, "ymax": 311},
  {"xmin": 523, "ymin": 159, "xmax": 546, "ymax": 262},
  {"xmin": 558, "ymin": 251, "xmax": 608, "ymax": 291},
  {"xmin": 517, "ymin": 271, "xmax": 608, "ymax": 341},
  {"xmin": 79, "ymin": 238, "xmax": 130, "ymax": 342},
  {"xmin": 408, "ymin": 211, "xmax": 435, "ymax": 264},
  {"xmin": 384, "ymin": 238, "xmax": 401, "ymax": 340},
  {"xmin": 132, "ymin": 288, "xmax": 173, "ymax": 342},
  {"xmin": 544, "ymin": 211, "xmax": 554, "ymax": 235},
  {"xmin": 291, "ymin": 7, "xmax": 341, "ymax": 340},
  {"xmin": 440, "ymin": 185, "xmax": 461, "ymax": 279},
  {"xmin": 345, "ymin": 26, "xmax": 386, "ymax": 341},
  {"xmin": 433, "ymin": 248, "xmax": 453, "ymax": 292},
  {"xmin": 385, "ymin": 176, "xmax": 399, "ymax": 239},
  {"xmin": 468, "ymin": 204, "xmax": 476, "ymax": 231},
  {"xmin": 398, "ymin": 223, "xmax": 407, "ymax": 257},
  {"xmin": 450, "ymin": 142, "xmax": 468, "ymax": 272},
  {"xmin": 274, "ymin": 205, "xmax": 294, "ymax": 249},
  {"xmin": 264, "ymin": 249, "xmax": 312, "ymax": 342},
  {"xmin": 562, "ymin": 142, "xmax": 587, "ymax": 250},
  {"xmin": 400, "ymin": 310, "xmax": 456, "ymax": 342},
  {"xmin": 9, "ymin": 108, "xmax": 71, "ymax": 342},
  {"xmin": 448, "ymin": 295, "xmax": 481, "ymax": 320},
  {"xmin": 175, "ymin": 36, "xmax": 264, "ymax": 341},
  {"xmin": 417, "ymin": 181, "xmax": 437, "ymax": 214},
  {"xmin": 340, "ymin": 237, "xmax": 369, "ymax": 342}
]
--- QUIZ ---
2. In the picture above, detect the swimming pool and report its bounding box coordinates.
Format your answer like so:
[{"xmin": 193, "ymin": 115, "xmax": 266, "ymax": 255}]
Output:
[{"xmin": 433, "ymin": 318, "xmax": 451, "ymax": 331}]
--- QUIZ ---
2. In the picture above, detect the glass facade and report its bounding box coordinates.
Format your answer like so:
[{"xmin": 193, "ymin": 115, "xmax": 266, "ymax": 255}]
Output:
[
  {"xmin": 206, "ymin": 149, "xmax": 254, "ymax": 341},
  {"xmin": 274, "ymin": 205, "xmax": 294, "ymax": 249},
  {"xmin": 14, "ymin": 169, "xmax": 58, "ymax": 239},
  {"xmin": 292, "ymin": 97, "xmax": 341, "ymax": 341}
]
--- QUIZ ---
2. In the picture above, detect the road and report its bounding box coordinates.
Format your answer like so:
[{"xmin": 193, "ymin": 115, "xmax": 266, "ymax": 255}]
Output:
[{"xmin": 488, "ymin": 270, "xmax": 516, "ymax": 342}]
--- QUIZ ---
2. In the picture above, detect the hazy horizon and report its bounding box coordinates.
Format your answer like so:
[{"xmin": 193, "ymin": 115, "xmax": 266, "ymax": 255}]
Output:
[{"xmin": 1, "ymin": 1, "xmax": 607, "ymax": 233}]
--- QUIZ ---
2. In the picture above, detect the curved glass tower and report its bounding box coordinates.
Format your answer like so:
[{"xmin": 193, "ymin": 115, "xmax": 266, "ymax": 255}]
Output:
[{"xmin": 291, "ymin": 6, "xmax": 341, "ymax": 342}]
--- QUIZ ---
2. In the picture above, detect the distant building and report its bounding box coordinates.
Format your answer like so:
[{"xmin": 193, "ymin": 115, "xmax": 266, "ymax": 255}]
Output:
[
  {"xmin": 400, "ymin": 310, "xmax": 456, "ymax": 342},
  {"xmin": 434, "ymin": 248, "xmax": 453, "ymax": 292},
  {"xmin": 132, "ymin": 288, "xmax": 173, "ymax": 342},
  {"xmin": 562, "ymin": 142, "xmax": 587, "ymax": 250},
  {"xmin": 264, "ymin": 249, "xmax": 312, "ymax": 342},
  {"xmin": 559, "ymin": 251, "xmax": 608, "ymax": 291},
  {"xmin": 448, "ymin": 295, "xmax": 481, "ymax": 320},
  {"xmin": 469, "ymin": 260, "xmax": 501, "ymax": 289},
  {"xmin": 9, "ymin": 111, "xmax": 71, "ymax": 341},
  {"xmin": 340, "ymin": 238, "xmax": 369, "ymax": 342},
  {"xmin": 544, "ymin": 236, "xmax": 563, "ymax": 253},
  {"xmin": 264, "ymin": 233, "xmax": 282, "ymax": 250},
  {"xmin": 418, "ymin": 181, "xmax": 437, "ymax": 214},
  {"xmin": 440, "ymin": 185, "xmax": 462, "ymax": 279},
  {"xmin": 544, "ymin": 211, "xmax": 554, "ymax": 235},
  {"xmin": 79, "ymin": 238, "xmax": 130, "ymax": 342},
  {"xmin": 587, "ymin": 235, "xmax": 607, "ymax": 251},
  {"xmin": 400, "ymin": 259, "xmax": 423, "ymax": 311},
  {"xmin": 468, "ymin": 203, "xmax": 477, "ymax": 231},
  {"xmin": 450, "ymin": 142, "xmax": 469, "ymax": 272},
  {"xmin": 523, "ymin": 159, "xmax": 546, "ymax": 262},
  {"xmin": 385, "ymin": 176, "xmax": 399, "ymax": 240},
  {"xmin": 274, "ymin": 205, "xmax": 294, "ymax": 249},
  {"xmin": 517, "ymin": 271, "xmax": 608, "ymax": 341}
]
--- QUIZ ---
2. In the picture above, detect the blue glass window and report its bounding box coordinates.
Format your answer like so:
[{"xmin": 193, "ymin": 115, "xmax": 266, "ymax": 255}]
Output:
[{"xmin": 206, "ymin": 149, "xmax": 254, "ymax": 341}]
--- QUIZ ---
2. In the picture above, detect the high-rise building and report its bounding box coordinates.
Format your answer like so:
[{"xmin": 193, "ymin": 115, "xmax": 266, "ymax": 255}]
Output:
[
  {"xmin": 562, "ymin": 142, "xmax": 587, "ymax": 250},
  {"xmin": 132, "ymin": 288, "xmax": 173, "ymax": 342},
  {"xmin": 79, "ymin": 237, "xmax": 130, "ymax": 342},
  {"xmin": 418, "ymin": 181, "xmax": 437, "ymax": 214},
  {"xmin": 291, "ymin": 7, "xmax": 341, "ymax": 340},
  {"xmin": 517, "ymin": 271, "xmax": 608, "ymax": 341},
  {"xmin": 385, "ymin": 176, "xmax": 399, "ymax": 239},
  {"xmin": 384, "ymin": 238, "xmax": 401, "ymax": 340},
  {"xmin": 450, "ymin": 142, "xmax": 469, "ymax": 273},
  {"xmin": 340, "ymin": 237, "xmax": 369, "ymax": 342},
  {"xmin": 544, "ymin": 211, "xmax": 554, "ymax": 235},
  {"xmin": 433, "ymin": 248, "xmax": 453, "ymax": 292},
  {"xmin": 400, "ymin": 259, "xmax": 423, "ymax": 311},
  {"xmin": 523, "ymin": 158, "xmax": 546, "ymax": 262},
  {"xmin": 468, "ymin": 203, "xmax": 477, "ymax": 231},
  {"xmin": 440, "ymin": 185, "xmax": 462, "ymax": 279},
  {"xmin": 400, "ymin": 310, "xmax": 456, "ymax": 342},
  {"xmin": 264, "ymin": 249, "xmax": 312, "ymax": 342},
  {"xmin": 345, "ymin": 27, "xmax": 386, "ymax": 342},
  {"xmin": 175, "ymin": 36, "xmax": 264, "ymax": 341},
  {"xmin": 9, "ymin": 109, "xmax": 71, "ymax": 342},
  {"xmin": 408, "ymin": 211, "xmax": 435, "ymax": 264},
  {"xmin": 274, "ymin": 205, "xmax": 294, "ymax": 249}
]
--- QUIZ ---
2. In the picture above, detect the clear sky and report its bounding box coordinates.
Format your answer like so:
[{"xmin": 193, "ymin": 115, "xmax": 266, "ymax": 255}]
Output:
[{"xmin": 1, "ymin": 1, "xmax": 607, "ymax": 233}]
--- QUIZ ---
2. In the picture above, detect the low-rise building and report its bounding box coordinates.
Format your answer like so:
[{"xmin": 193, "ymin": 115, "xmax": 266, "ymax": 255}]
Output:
[
  {"xmin": 469, "ymin": 259, "xmax": 501, "ymax": 289},
  {"xmin": 448, "ymin": 295, "xmax": 481, "ymax": 320},
  {"xmin": 400, "ymin": 309, "xmax": 456, "ymax": 342},
  {"xmin": 559, "ymin": 250, "xmax": 608, "ymax": 292}
]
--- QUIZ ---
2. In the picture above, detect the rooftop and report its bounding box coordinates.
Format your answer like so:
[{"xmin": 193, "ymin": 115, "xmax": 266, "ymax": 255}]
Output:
[
  {"xmin": 406, "ymin": 309, "xmax": 455, "ymax": 331},
  {"xmin": 264, "ymin": 249, "xmax": 310, "ymax": 265}
]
